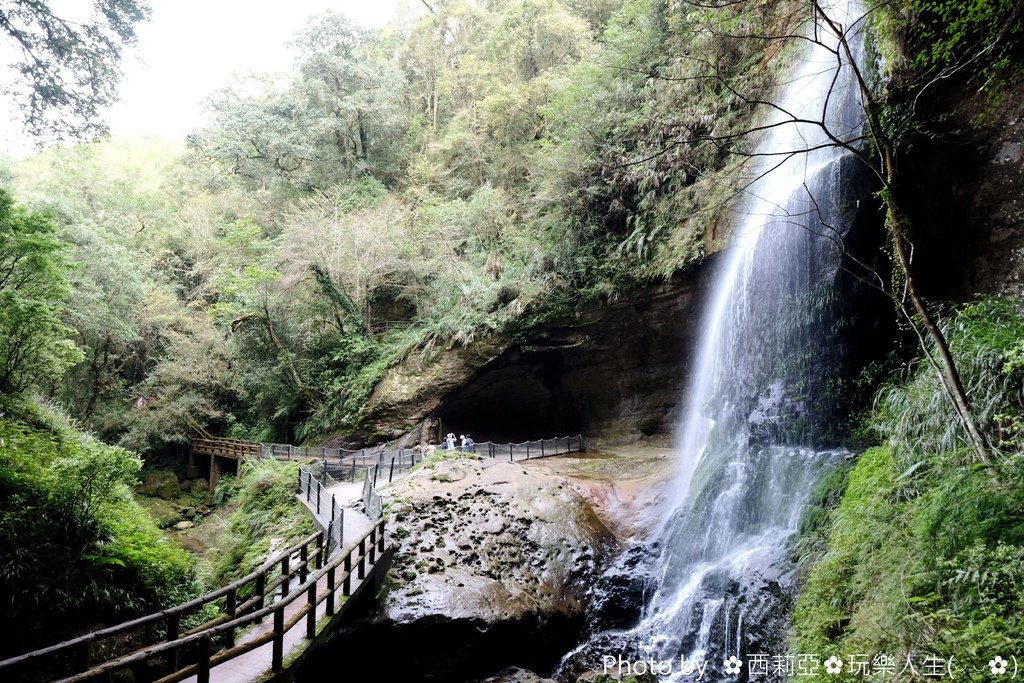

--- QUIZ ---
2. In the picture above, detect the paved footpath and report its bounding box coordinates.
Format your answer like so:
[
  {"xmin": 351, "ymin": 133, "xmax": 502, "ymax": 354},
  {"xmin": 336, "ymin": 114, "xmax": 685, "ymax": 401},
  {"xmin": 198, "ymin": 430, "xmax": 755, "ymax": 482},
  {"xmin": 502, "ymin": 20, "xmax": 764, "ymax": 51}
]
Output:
[{"xmin": 181, "ymin": 499, "xmax": 375, "ymax": 683}]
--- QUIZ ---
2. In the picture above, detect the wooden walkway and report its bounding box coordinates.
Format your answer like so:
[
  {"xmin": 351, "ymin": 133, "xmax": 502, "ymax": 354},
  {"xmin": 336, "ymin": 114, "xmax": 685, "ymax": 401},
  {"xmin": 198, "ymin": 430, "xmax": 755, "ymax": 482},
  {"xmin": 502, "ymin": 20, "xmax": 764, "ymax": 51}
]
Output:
[
  {"xmin": 0, "ymin": 433, "xmax": 586, "ymax": 682},
  {"xmin": 0, "ymin": 521, "xmax": 389, "ymax": 683},
  {"xmin": 180, "ymin": 522, "xmax": 384, "ymax": 683}
]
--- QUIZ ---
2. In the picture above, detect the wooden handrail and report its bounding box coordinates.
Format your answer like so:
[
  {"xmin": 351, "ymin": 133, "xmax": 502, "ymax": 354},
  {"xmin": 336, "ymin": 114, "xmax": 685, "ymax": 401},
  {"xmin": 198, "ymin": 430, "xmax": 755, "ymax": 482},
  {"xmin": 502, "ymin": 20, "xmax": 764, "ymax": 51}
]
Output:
[
  {"xmin": 0, "ymin": 530, "xmax": 322, "ymax": 674},
  {"xmin": 55, "ymin": 519, "xmax": 387, "ymax": 683}
]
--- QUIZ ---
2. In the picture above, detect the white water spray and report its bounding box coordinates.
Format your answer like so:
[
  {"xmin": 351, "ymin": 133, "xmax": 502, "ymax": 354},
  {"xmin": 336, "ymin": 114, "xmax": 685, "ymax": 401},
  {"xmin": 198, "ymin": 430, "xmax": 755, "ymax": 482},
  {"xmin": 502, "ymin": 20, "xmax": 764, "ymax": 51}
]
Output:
[{"xmin": 634, "ymin": 0, "xmax": 869, "ymax": 676}]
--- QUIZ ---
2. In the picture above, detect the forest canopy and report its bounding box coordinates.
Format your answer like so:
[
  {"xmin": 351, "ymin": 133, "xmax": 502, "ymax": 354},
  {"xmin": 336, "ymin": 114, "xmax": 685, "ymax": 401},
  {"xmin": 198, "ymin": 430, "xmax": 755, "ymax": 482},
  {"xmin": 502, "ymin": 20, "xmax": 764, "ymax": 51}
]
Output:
[{"xmin": 2, "ymin": 0, "xmax": 797, "ymax": 448}]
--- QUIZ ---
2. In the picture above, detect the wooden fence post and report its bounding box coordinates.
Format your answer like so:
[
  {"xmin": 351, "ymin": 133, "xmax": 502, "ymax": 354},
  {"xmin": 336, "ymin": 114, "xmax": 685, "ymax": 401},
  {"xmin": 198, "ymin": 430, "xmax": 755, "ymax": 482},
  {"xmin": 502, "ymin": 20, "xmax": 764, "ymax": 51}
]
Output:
[
  {"xmin": 306, "ymin": 582, "xmax": 317, "ymax": 639},
  {"xmin": 197, "ymin": 635, "xmax": 211, "ymax": 683},
  {"xmin": 166, "ymin": 613, "xmax": 180, "ymax": 670},
  {"xmin": 327, "ymin": 565, "xmax": 336, "ymax": 616},
  {"xmin": 225, "ymin": 587, "xmax": 237, "ymax": 648},
  {"xmin": 300, "ymin": 545, "xmax": 309, "ymax": 584},
  {"xmin": 273, "ymin": 606, "xmax": 285, "ymax": 671},
  {"xmin": 255, "ymin": 571, "xmax": 266, "ymax": 624}
]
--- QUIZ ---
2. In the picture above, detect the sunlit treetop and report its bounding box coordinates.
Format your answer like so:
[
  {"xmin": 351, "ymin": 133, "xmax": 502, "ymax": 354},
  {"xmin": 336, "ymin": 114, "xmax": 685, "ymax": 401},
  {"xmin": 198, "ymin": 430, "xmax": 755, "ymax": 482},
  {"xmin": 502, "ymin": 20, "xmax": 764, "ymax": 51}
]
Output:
[{"xmin": 0, "ymin": 0, "xmax": 150, "ymax": 140}]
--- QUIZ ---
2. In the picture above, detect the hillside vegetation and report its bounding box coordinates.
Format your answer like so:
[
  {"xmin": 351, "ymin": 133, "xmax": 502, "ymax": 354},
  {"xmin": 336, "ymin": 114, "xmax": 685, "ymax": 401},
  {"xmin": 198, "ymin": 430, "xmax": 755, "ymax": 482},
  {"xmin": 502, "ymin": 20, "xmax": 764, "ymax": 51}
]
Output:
[
  {"xmin": 0, "ymin": 400, "xmax": 200, "ymax": 655},
  {"xmin": 3, "ymin": 0, "xmax": 800, "ymax": 448},
  {"xmin": 793, "ymin": 300, "xmax": 1024, "ymax": 676}
]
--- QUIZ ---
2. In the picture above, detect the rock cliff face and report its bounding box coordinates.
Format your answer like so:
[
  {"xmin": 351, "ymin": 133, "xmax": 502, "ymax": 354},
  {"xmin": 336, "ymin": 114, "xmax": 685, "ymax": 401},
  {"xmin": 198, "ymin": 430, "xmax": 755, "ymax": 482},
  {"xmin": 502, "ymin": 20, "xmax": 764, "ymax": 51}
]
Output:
[
  {"xmin": 434, "ymin": 267, "xmax": 718, "ymax": 445},
  {"xmin": 903, "ymin": 81, "xmax": 1024, "ymax": 300},
  {"xmin": 355, "ymin": 260, "xmax": 720, "ymax": 448}
]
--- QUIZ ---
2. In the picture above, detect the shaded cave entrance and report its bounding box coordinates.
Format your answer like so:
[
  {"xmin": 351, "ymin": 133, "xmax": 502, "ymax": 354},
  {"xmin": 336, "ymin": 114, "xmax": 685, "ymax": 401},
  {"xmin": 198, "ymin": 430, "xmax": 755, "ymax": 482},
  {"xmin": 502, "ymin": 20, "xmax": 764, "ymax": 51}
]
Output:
[{"xmin": 435, "ymin": 350, "xmax": 586, "ymax": 444}]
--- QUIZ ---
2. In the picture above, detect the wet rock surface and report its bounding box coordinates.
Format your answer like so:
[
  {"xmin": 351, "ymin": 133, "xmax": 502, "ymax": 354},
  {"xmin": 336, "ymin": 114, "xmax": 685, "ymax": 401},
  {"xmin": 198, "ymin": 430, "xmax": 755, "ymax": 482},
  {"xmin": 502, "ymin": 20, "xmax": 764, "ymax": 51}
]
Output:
[
  {"xmin": 296, "ymin": 451, "xmax": 675, "ymax": 682},
  {"xmin": 903, "ymin": 80, "xmax": 1024, "ymax": 300},
  {"xmin": 527, "ymin": 447, "xmax": 676, "ymax": 543},
  {"xmin": 475, "ymin": 667, "xmax": 557, "ymax": 683},
  {"xmin": 383, "ymin": 453, "xmax": 618, "ymax": 623},
  {"xmin": 296, "ymin": 453, "xmax": 619, "ymax": 682}
]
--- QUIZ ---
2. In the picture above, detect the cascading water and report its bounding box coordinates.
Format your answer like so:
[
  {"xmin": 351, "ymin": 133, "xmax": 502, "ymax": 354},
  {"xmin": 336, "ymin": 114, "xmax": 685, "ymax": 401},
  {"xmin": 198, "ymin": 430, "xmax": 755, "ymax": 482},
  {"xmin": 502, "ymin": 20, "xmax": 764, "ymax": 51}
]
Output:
[{"xmin": 560, "ymin": 1, "xmax": 871, "ymax": 680}]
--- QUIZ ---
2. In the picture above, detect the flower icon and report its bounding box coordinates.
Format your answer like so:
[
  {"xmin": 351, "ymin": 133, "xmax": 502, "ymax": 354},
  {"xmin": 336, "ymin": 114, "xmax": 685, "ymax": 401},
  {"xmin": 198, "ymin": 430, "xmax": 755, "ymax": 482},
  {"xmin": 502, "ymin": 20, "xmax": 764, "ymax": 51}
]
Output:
[
  {"xmin": 824, "ymin": 656, "xmax": 844, "ymax": 675},
  {"xmin": 989, "ymin": 656, "xmax": 1008, "ymax": 675},
  {"xmin": 724, "ymin": 656, "xmax": 743, "ymax": 675}
]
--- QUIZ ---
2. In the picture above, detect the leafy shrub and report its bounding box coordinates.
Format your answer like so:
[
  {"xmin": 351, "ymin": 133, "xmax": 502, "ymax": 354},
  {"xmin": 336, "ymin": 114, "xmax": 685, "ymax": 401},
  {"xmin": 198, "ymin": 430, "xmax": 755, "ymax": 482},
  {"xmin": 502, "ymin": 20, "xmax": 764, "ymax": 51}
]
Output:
[
  {"xmin": 793, "ymin": 300, "xmax": 1024, "ymax": 673},
  {"xmin": 0, "ymin": 403, "xmax": 199, "ymax": 653},
  {"xmin": 209, "ymin": 458, "xmax": 314, "ymax": 586}
]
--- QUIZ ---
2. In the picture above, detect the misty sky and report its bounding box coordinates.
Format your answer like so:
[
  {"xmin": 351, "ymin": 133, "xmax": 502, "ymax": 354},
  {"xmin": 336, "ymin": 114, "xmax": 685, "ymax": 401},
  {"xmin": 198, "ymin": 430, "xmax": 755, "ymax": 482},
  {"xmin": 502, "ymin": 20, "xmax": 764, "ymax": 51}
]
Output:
[{"xmin": 2, "ymin": 0, "xmax": 414, "ymax": 155}]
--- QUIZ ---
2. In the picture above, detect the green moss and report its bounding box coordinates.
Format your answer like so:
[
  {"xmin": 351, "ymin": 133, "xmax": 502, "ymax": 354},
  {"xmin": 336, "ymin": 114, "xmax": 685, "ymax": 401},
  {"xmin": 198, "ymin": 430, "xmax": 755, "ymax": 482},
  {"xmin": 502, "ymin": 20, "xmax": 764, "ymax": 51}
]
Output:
[
  {"xmin": 792, "ymin": 447, "xmax": 909, "ymax": 659},
  {"xmin": 792, "ymin": 300, "xmax": 1024, "ymax": 673}
]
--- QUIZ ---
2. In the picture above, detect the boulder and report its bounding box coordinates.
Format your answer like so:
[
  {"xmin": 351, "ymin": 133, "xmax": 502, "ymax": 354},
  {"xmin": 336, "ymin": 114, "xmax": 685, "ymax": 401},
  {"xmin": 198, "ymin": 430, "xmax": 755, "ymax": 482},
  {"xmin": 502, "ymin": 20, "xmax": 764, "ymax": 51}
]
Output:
[
  {"xmin": 173, "ymin": 520, "xmax": 194, "ymax": 530},
  {"xmin": 135, "ymin": 470, "xmax": 180, "ymax": 500}
]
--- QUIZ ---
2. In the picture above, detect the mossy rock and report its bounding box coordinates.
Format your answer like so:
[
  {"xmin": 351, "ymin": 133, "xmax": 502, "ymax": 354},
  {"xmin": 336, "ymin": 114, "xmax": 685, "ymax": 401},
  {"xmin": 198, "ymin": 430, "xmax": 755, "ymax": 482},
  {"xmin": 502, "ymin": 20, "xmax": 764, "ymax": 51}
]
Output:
[
  {"xmin": 138, "ymin": 497, "xmax": 183, "ymax": 528},
  {"xmin": 136, "ymin": 470, "xmax": 180, "ymax": 500}
]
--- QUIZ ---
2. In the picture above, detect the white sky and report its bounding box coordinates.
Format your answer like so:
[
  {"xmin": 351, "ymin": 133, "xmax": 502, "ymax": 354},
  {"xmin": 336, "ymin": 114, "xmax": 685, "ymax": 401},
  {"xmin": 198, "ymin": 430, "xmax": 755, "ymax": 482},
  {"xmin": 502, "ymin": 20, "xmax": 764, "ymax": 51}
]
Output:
[{"xmin": 2, "ymin": 0, "xmax": 412, "ymax": 156}]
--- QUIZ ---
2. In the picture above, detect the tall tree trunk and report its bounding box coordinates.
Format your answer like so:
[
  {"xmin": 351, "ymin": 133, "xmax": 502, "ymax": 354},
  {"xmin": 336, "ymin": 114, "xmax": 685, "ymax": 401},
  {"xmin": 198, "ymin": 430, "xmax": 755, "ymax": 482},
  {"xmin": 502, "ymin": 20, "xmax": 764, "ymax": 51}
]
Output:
[
  {"xmin": 83, "ymin": 335, "xmax": 111, "ymax": 428},
  {"xmin": 886, "ymin": 193, "xmax": 992, "ymax": 464},
  {"xmin": 261, "ymin": 296, "xmax": 316, "ymax": 402}
]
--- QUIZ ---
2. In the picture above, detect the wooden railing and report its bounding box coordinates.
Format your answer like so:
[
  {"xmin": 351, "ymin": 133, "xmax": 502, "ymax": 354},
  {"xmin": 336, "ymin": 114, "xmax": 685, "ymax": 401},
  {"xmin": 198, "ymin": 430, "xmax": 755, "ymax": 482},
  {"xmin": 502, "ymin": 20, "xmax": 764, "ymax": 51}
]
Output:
[{"xmin": 0, "ymin": 521, "xmax": 387, "ymax": 683}]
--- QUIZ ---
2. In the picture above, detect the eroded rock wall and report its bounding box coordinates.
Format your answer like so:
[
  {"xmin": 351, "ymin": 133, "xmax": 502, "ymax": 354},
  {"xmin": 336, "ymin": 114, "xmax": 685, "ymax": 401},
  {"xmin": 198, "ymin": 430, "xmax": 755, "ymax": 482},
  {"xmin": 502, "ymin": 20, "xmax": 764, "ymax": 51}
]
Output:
[{"xmin": 352, "ymin": 261, "xmax": 719, "ymax": 448}]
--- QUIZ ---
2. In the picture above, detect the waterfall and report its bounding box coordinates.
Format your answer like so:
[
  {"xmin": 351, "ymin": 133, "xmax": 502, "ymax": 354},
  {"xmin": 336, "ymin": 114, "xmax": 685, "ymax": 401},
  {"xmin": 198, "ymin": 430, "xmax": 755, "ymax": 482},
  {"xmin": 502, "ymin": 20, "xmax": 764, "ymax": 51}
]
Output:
[
  {"xmin": 560, "ymin": 1, "xmax": 870, "ymax": 680},
  {"xmin": 641, "ymin": 0, "xmax": 868, "ymax": 674}
]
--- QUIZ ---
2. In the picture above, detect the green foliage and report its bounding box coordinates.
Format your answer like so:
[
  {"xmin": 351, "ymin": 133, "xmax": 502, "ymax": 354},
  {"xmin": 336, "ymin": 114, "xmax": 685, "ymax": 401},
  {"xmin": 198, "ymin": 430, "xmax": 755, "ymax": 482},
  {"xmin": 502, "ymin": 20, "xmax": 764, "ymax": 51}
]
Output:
[
  {"xmin": 0, "ymin": 402, "xmax": 199, "ymax": 651},
  {"xmin": 792, "ymin": 447, "xmax": 911, "ymax": 659},
  {"xmin": 6, "ymin": 0, "xmax": 818, "ymax": 446},
  {"xmin": 0, "ymin": 188, "xmax": 82, "ymax": 396},
  {"xmin": 910, "ymin": 0, "xmax": 1023, "ymax": 88},
  {"xmin": 793, "ymin": 300, "xmax": 1024, "ymax": 676},
  {"xmin": 209, "ymin": 458, "xmax": 314, "ymax": 586},
  {"xmin": 872, "ymin": 299, "xmax": 1024, "ymax": 463}
]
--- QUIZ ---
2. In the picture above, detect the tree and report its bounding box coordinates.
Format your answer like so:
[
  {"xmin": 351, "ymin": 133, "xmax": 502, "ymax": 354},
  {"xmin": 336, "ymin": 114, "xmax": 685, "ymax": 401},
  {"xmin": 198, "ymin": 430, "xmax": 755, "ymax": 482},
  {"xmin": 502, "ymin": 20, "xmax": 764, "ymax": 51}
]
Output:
[
  {"xmin": 281, "ymin": 184, "xmax": 414, "ymax": 333},
  {"xmin": 188, "ymin": 13, "xmax": 409, "ymax": 193},
  {"xmin": 0, "ymin": 188, "xmax": 81, "ymax": 395},
  {"xmin": 292, "ymin": 12, "xmax": 409, "ymax": 185},
  {"xmin": 0, "ymin": 0, "xmax": 151, "ymax": 139}
]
